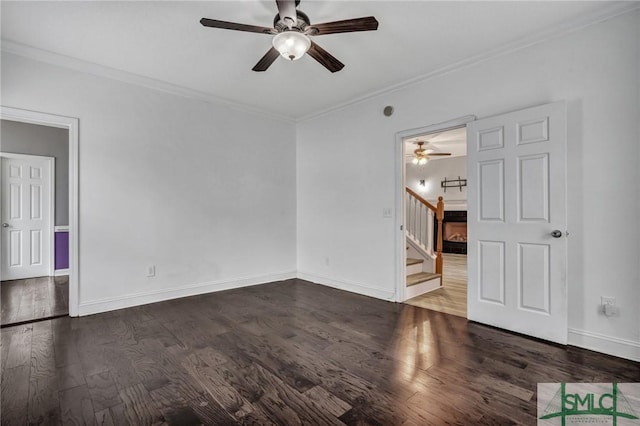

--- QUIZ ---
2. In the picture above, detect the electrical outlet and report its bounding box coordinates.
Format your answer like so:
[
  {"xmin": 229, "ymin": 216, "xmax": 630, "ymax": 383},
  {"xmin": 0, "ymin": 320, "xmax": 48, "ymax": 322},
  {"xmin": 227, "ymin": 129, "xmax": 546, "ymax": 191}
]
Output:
[
  {"xmin": 383, "ymin": 208, "xmax": 392, "ymax": 218},
  {"xmin": 601, "ymin": 296, "xmax": 619, "ymax": 317},
  {"xmin": 601, "ymin": 296, "xmax": 616, "ymax": 306},
  {"xmin": 603, "ymin": 304, "xmax": 620, "ymax": 317},
  {"xmin": 147, "ymin": 265, "xmax": 155, "ymax": 277}
]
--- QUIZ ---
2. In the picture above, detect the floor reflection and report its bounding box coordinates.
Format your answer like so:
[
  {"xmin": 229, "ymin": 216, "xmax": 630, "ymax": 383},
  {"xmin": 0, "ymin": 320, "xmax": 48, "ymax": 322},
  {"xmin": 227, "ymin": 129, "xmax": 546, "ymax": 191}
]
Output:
[{"xmin": 1, "ymin": 275, "xmax": 69, "ymax": 327}]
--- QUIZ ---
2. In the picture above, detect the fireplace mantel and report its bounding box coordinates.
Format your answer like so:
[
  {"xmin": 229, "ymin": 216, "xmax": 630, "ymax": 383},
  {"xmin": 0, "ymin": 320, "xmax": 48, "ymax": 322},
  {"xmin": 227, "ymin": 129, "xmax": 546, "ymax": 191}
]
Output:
[{"xmin": 427, "ymin": 199, "xmax": 467, "ymax": 211}]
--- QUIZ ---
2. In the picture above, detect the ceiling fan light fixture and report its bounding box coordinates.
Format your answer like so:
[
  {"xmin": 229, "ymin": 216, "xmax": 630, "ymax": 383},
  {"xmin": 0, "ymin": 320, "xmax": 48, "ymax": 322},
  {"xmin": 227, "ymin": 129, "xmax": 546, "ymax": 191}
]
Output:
[
  {"xmin": 272, "ymin": 31, "xmax": 311, "ymax": 61},
  {"xmin": 412, "ymin": 141, "xmax": 429, "ymax": 165},
  {"xmin": 412, "ymin": 155, "xmax": 428, "ymax": 165}
]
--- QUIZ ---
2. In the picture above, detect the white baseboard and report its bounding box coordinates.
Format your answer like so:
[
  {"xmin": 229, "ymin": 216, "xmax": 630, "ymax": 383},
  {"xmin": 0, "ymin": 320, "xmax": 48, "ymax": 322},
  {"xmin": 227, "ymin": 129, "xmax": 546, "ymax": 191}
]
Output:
[
  {"xmin": 297, "ymin": 271, "xmax": 395, "ymax": 301},
  {"xmin": 54, "ymin": 269, "xmax": 69, "ymax": 276},
  {"xmin": 568, "ymin": 328, "xmax": 640, "ymax": 362},
  {"xmin": 78, "ymin": 270, "xmax": 297, "ymax": 316}
]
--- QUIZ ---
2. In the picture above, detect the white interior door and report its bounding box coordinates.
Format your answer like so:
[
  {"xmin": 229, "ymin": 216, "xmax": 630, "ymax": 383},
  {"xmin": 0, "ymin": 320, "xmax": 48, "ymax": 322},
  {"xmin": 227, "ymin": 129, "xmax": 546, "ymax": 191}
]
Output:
[
  {"xmin": 466, "ymin": 101, "xmax": 567, "ymax": 344},
  {"xmin": 1, "ymin": 153, "xmax": 54, "ymax": 280}
]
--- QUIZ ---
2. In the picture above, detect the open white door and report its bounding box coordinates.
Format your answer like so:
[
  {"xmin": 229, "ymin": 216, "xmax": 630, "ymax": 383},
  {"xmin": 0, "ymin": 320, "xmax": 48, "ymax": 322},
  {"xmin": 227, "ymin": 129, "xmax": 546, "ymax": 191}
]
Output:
[
  {"xmin": 467, "ymin": 102, "xmax": 567, "ymax": 344},
  {"xmin": 1, "ymin": 153, "xmax": 54, "ymax": 280}
]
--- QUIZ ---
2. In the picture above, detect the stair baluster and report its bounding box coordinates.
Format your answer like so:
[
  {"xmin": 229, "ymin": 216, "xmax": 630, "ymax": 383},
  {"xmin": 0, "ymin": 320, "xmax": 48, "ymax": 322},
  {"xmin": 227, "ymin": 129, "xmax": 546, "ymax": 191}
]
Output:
[{"xmin": 405, "ymin": 188, "xmax": 444, "ymax": 275}]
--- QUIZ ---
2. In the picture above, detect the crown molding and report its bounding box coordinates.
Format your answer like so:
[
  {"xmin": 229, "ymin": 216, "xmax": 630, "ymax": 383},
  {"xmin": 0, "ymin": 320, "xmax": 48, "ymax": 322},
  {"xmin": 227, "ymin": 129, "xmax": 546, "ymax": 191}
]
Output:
[
  {"xmin": 2, "ymin": 3, "xmax": 637, "ymax": 124},
  {"xmin": 298, "ymin": 2, "xmax": 640, "ymax": 122},
  {"xmin": 1, "ymin": 40, "xmax": 297, "ymax": 124}
]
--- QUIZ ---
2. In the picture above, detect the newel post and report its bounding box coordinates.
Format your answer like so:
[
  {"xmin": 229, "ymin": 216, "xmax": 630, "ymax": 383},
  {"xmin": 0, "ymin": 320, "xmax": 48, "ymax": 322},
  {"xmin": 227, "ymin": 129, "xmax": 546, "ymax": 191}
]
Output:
[{"xmin": 435, "ymin": 196, "xmax": 444, "ymax": 275}]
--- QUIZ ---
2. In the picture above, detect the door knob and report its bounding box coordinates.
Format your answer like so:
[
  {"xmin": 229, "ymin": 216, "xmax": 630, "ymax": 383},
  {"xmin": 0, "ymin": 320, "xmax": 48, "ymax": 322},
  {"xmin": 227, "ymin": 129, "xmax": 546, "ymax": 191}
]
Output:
[
  {"xmin": 2, "ymin": 223, "xmax": 9, "ymax": 228},
  {"xmin": 550, "ymin": 230, "xmax": 562, "ymax": 238}
]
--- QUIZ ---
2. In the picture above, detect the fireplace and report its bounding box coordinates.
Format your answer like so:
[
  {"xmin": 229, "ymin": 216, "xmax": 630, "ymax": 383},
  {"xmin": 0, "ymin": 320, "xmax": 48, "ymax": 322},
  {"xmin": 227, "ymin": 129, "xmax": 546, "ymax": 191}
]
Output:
[{"xmin": 434, "ymin": 210, "xmax": 467, "ymax": 254}]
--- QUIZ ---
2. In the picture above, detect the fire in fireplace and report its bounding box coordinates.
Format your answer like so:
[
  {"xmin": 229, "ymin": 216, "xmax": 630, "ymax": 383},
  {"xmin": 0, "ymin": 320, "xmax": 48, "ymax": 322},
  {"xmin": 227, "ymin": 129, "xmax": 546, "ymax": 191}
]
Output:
[
  {"xmin": 444, "ymin": 222, "xmax": 467, "ymax": 242},
  {"xmin": 434, "ymin": 210, "xmax": 467, "ymax": 254}
]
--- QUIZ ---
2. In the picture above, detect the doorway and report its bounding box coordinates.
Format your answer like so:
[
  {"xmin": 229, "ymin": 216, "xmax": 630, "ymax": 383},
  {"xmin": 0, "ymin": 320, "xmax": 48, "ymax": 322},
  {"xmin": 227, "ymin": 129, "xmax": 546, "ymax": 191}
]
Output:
[
  {"xmin": 396, "ymin": 102, "xmax": 568, "ymax": 344},
  {"xmin": 0, "ymin": 107, "xmax": 79, "ymax": 324},
  {"xmin": 402, "ymin": 124, "xmax": 467, "ymax": 318},
  {"xmin": 1, "ymin": 153, "xmax": 55, "ymax": 280}
]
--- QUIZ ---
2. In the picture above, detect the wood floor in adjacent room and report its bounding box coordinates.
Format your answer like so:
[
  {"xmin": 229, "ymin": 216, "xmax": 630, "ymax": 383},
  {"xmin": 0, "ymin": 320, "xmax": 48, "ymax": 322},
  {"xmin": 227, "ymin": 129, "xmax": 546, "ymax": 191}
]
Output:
[
  {"xmin": 1, "ymin": 279, "xmax": 637, "ymax": 425},
  {"xmin": 1, "ymin": 276, "xmax": 69, "ymax": 327},
  {"xmin": 406, "ymin": 253, "xmax": 467, "ymax": 318}
]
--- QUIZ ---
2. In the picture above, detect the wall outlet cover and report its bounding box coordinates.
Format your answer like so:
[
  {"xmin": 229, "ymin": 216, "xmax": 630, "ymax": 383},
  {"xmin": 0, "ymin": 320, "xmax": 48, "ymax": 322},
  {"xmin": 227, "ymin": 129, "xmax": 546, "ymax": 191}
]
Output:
[{"xmin": 601, "ymin": 296, "xmax": 616, "ymax": 306}]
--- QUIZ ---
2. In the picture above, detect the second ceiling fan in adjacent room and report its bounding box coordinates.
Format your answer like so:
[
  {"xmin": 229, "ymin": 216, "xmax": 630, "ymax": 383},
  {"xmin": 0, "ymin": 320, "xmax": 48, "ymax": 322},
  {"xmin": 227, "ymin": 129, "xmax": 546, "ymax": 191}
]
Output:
[{"xmin": 412, "ymin": 141, "xmax": 452, "ymax": 165}]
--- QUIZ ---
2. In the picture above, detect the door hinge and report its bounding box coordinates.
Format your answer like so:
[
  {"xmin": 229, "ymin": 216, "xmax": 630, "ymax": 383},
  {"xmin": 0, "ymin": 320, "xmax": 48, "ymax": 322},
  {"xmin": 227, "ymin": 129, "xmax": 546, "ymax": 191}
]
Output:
[{"xmin": 400, "ymin": 225, "xmax": 403, "ymax": 230}]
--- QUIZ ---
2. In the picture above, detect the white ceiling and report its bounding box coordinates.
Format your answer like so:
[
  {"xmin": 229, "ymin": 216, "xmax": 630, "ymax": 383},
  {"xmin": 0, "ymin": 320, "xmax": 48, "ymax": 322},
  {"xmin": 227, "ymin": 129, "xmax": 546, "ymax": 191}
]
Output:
[{"xmin": 1, "ymin": 1, "xmax": 625, "ymax": 120}]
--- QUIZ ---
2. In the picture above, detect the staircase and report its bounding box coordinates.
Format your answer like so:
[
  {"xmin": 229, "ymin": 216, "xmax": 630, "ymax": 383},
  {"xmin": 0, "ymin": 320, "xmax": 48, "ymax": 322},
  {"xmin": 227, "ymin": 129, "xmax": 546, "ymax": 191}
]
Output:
[
  {"xmin": 406, "ymin": 257, "xmax": 441, "ymax": 299},
  {"xmin": 404, "ymin": 188, "xmax": 444, "ymax": 300}
]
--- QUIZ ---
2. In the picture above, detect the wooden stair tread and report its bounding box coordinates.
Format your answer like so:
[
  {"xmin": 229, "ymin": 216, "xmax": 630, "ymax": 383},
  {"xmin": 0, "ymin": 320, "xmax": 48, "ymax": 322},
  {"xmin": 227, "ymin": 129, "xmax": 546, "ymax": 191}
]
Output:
[
  {"xmin": 406, "ymin": 258, "xmax": 424, "ymax": 266},
  {"xmin": 407, "ymin": 272, "xmax": 441, "ymax": 287}
]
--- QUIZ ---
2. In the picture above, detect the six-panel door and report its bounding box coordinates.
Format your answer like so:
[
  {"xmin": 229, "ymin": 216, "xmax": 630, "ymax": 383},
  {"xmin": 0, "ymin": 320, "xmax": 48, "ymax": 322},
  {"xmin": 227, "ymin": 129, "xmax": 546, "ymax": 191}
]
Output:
[
  {"xmin": 1, "ymin": 154, "xmax": 53, "ymax": 280},
  {"xmin": 466, "ymin": 102, "xmax": 568, "ymax": 344}
]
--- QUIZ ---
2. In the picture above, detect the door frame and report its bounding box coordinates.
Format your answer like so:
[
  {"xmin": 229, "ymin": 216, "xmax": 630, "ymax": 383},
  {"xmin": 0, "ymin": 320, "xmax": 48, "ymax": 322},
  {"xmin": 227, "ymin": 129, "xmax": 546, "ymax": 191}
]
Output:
[
  {"xmin": 0, "ymin": 152, "xmax": 55, "ymax": 278},
  {"xmin": 1, "ymin": 106, "xmax": 80, "ymax": 317},
  {"xmin": 394, "ymin": 115, "xmax": 476, "ymax": 302}
]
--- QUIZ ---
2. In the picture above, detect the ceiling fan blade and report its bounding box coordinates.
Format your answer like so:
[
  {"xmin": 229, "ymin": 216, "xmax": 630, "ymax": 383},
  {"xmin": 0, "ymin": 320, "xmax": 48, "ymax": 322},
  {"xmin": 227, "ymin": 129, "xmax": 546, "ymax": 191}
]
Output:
[
  {"xmin": 276, "ymin": 0, "xmax": 298, "ymax": 26},
  {"xmin": 307, "ymin": 41, "xmax": 344, "ymax": 73},
  {"xmin": 252, "ymin": 47, "xmax": 280, "ymax": 72},
  {"xmin": 428, "ymin": 153, "xmax": 452, "ymax": 156},
  {"xmin": 200, "ymin": 18, "xmax": 275, "ymax": 34},
  {"xmin": 307, "ymin": 16, "xmax": 378, "ymax": 35}
]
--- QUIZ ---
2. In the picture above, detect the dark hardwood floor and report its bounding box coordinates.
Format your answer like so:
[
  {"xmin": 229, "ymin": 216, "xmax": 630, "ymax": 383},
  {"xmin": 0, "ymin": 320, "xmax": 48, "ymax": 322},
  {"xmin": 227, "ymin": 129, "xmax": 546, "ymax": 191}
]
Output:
[
  {"xmin": 1, "ymin": 279, "xmax": 637, "ymax": 425},
  {"xmin": 1, "ymin": 276, "xmax": 69, "ymax": 327}
]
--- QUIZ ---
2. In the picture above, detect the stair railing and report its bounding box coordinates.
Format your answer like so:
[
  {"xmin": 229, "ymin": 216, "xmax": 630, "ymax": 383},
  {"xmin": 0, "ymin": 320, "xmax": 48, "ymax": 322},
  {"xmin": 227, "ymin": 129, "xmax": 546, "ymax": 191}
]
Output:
[{"xmin": 405, "ymin": 187, "xmax": 444, "ymax": 274}]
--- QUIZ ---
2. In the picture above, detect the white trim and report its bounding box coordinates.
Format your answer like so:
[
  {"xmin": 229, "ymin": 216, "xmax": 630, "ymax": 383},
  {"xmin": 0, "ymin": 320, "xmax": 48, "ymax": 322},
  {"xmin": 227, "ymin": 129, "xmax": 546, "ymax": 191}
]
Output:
[
  {"xmin": 78, "ymin": 270, "xmax": 297, "ymax": 316},
  {"xmin": 1, "ymin": 106, "xmax": 80, "ymax": 317},
  {"xmin": 394, "ymin": 116, "xmax": 476, "ymax": 302},
  {"xmin": 54, "ymin": 226, "xmax": 69, "ymax": 232},
  {"xmin": 2, "ymin": 5, "xmax": 635, "ymax": 124},
  {"xmin": 54, "ymin": 269, "xmax": 69, "ymax": 277},
  {"xmin": 0, "ymin": 152, "xmax": 55, "ymax": 277},
  {"xmin": 441, "ymin": 201, "xmax": 468, "ymax": 211},
  {"xmin": 1, "ymin": 41, "xmax": 295, "ymax": 125},
  {"xmin": 0, "ymin": 152, "xmax": 54, "ymax": 162},
  {"xmin": 298, "ymin": 3, "xmax": 639, "ymax": 122},
  {"xmin": 569, "ymin": 328, "xmax": 640, "ymax": 362},
  {"xmin": 297, "ymin": 271, "xmax": 395, "ymax": 301}
]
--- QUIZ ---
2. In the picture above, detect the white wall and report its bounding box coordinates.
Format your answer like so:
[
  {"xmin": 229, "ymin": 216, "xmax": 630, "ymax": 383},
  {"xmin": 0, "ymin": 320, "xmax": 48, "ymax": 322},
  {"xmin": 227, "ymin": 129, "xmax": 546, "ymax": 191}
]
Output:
[
  {"xmin": 297, "ymin": 11, "xmax": 640, "ymax": 360},
  {"xmin": 1, "ymin": 53, "xmax": 297, "ymax": 314},
  {"xmin": 406, "ymin": 156, "xmax": 467, "ymax": 207}
]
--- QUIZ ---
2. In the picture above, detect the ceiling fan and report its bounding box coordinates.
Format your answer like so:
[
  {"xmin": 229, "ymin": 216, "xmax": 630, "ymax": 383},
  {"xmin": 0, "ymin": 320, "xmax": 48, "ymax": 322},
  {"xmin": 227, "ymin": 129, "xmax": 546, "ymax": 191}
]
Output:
[
  {"xmin": 200, "ymin": 0, "xmax": 378, "ymax": 73},
  {"xmin": 412, "ymin": 141, "xmax": 452, "ymax": 165}
]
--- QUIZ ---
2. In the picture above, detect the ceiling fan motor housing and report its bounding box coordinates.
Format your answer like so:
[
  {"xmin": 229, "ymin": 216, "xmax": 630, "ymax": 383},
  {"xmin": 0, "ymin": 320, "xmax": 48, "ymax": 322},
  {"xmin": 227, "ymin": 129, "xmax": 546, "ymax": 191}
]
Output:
[{"xmin": 274, "ymin": 10, "xmax": 310, "ymax": 32}]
